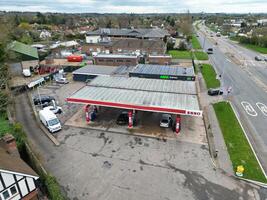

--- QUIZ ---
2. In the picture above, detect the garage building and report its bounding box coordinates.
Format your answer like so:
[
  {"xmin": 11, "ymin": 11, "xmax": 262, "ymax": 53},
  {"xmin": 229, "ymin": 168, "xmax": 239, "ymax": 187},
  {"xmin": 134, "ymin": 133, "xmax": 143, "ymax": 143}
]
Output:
[
  {"xmin": 67, "ymin": 76, "xmax": 202, "ymax": 133},
  {"xmin": 129, "ymin": 64, "xmax": 195, "ymax": 81}
]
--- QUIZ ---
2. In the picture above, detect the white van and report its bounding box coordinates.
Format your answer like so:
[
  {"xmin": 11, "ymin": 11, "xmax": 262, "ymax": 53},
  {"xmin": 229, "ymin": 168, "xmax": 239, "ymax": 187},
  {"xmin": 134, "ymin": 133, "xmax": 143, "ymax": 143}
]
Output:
[{"xmin": 39, "ymin": 109, "xmax": 61, "ymax": 133}]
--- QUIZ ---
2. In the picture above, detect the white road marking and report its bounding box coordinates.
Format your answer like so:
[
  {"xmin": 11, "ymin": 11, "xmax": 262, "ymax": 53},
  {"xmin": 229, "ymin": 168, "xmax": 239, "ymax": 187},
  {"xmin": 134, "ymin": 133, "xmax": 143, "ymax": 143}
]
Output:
[
  {"xmin": 256, "ymin": 102, "xmax": 267, "ymax": 116},
  {"xmin": 226, "ymin": 59, "xmax": 232, "ymax": 63},
  {"xmin": 251, "ymin": 60, "xmax": 256, "ymax": 66},
  {"xmin": 241, "ymin": 101, "xmax": 258, "ymax": 117}
]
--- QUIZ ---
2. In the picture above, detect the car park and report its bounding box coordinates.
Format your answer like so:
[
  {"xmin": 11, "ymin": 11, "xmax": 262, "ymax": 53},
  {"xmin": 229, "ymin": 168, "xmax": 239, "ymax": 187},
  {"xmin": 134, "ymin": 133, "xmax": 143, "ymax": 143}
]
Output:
[
  {"xmin": 207, "ymin": 88, "xmax": 223, "ymax": 96},
  {"xmin": 255, "ymin": 56, "xmax": 262, "ymax": 61},
  {"xmin": 33, "ymin": 95, "xmax": 55, "ymax": 105},
  {"xmin": 160, "ymin": 114, "xmax": 173, "ymax": 128}
]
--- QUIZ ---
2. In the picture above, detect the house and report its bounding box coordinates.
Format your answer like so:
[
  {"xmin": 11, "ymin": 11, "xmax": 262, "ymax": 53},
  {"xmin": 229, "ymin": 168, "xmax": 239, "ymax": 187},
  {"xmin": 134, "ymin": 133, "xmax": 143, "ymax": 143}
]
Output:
[
  {"xmin": 86, "ymin": 28, "xmax": 170, "ymax": 40},
  {"xmin": 257, "ymin": 19, "xmax": 267, "ymax": 26},
  {"xmin": 93, "ymin": 54, "xmax": 139, "ymax": 66},
  {"xmin": 0, "ymin": 134, "xmax": 39, "ymax": 200},
  {"xmin": 39, "ymin": 30, "xmax": 51, "ymax": 39},
  {"xmin": 82, "ymin": 38, "xmax": 166, "ymax": 55},
  {"xmin": 148, "ymin": 55, "xmax": 172, "ymax": 65},
  {"xmin": 111, "ymin": 38, "xmax": 166, "ymax": 55}
]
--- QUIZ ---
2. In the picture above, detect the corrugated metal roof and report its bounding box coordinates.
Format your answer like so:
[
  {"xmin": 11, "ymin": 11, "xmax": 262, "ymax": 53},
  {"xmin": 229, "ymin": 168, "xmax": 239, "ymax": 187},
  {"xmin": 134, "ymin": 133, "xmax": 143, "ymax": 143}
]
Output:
[
  {"xmin": 89, "ymin": 76, "xmax": 196, "ymax": 95},
  {"xmin": 94, "ymin": 54, "xmax": 138, "ymax": 59},
  {"xmin": 131, "ymin": 64, "xmax": 195, "ymax": 77},
  {"xmin": 73, "ymin": 65, "xmax": 118, "ymax": 75},
  {"xmin": 86, "ymin": 28, "xmax": 170, "ymax": 38},
  {"xmin": 9, "ymin": 41, "xmax": 39, "ymax": 59},
  {"xmin": 67, "ymin": 86, "xmax": 201, "ymax": 115}
]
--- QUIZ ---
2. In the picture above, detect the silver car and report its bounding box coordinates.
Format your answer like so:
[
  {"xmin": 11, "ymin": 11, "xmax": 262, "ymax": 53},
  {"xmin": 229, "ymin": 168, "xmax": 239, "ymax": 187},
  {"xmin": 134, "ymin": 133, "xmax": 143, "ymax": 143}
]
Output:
[{"xmin": 160, "ymin": 114, "xmax": 173, "ymax": 128}]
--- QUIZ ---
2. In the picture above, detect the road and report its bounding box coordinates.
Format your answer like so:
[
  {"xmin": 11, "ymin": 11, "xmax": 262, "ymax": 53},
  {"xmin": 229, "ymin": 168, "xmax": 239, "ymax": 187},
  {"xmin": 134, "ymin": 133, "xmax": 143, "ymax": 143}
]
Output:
[
  {"xmin": 14, "ymin": 92, "xmax": 267, "ymax": 200},
  {"xmin": 197, "ymin": 23, "xmax": 267, "ymax": 174}
]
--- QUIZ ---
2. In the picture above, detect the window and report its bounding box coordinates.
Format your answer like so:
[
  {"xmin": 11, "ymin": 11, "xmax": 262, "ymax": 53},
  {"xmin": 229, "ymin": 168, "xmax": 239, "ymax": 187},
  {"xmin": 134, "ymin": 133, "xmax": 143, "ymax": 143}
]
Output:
[
  {"xmin": 2, "ymin": 190, "xmax": 10, "ymax": 200},
  {"xmin": 10, "ymin": 186, "xmax": 17, "ymax": 195}
]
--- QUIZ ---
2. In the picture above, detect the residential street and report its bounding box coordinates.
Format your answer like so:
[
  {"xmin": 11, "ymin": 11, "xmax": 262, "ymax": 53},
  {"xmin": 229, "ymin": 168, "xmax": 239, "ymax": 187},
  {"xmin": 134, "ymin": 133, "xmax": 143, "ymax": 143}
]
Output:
[
  {"xmin": 14, "ymin": 93, "xmax": 267, "ymax": 200},
  {"xmin": 197, "ymin": 24, "xmax": 267, "ymax": 174}
]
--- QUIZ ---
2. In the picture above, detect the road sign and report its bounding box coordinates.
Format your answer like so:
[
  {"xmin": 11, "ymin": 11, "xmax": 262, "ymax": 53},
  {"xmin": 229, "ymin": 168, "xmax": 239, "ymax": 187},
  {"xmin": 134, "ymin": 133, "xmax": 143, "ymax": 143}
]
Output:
[
  {"xmin": 256, "ymin": 102, "xmax": 267, "ymax": 116},
  {"xmin": 241, "ymin": 101, "xmax": 258, "ymax": 117}
]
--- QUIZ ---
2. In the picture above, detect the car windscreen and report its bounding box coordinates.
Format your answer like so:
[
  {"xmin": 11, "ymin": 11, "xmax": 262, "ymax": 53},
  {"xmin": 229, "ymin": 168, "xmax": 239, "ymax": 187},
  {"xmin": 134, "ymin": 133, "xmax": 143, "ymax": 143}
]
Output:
[
  {"xmin": 161, "ymin": 119, "xmax": 169, "ymax": 123},
  {"xmin": 48, "ymin": 118, "xmax": 59, "ymax": 126}
]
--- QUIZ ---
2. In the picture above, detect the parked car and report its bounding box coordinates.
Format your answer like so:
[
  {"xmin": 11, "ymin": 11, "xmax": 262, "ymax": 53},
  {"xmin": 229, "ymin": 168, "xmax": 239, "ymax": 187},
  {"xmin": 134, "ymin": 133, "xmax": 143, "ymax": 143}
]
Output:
[
  {"xmin": 255, "ymin": 56, "xmax": 262, "ymax": 61},
  {"xmin": 22, "ymin": 69, "xmax": 31, "ymax": 77},
  {"xmin": 207, "ymin": 88, "xmax": 223, "ymax": 96},
  {"xmin": 160, "ymin": 114, "xmax": 173, "ymax": 128},
  {"xmin": 206, "ymin": 48, "xmax": 213, "ymax": 54},
  {"xmin": 33, "ymin": 95, "xmax": 55, "ymax": 105},
  {"xmin": 39, "ymin": 109, "xmax": 61, "ymax": 133},
  {"xmin": 264, "ymin": 57, "xmax": 267, "ymax": 62},
  {"xmin": 55, "ymin": 77, "xmax": 69, "ymax": 84},
  {"xmin": 43, "ymin": 106, "xmax": 62, "ymax": 114},
  {"xmin": 116, "ymin": 111, "xmax": 136, "ymax": 125}
]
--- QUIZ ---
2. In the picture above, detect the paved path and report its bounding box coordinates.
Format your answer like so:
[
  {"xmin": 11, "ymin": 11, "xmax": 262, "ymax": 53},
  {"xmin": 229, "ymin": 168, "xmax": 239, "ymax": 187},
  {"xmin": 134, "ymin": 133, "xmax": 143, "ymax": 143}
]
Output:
[{"xmin": 197, "ymin": 72, "xmax": 233, "ymax": 174}]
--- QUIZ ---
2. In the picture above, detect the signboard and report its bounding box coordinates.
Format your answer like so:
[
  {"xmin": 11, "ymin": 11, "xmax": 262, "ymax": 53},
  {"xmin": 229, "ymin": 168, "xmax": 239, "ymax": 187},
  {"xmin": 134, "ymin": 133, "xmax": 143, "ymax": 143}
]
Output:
[{"xmin": 186, "ymin": 110, "xmax": 202, "ymax": 117}]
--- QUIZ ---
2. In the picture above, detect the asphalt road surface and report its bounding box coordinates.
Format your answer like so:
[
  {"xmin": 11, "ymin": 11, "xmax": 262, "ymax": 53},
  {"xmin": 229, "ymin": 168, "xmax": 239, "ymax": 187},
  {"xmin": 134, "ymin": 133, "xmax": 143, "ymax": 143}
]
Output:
[
  {"xmin": 197, "ymin": 23, "xmax": 267, "ymax": 174},
  {"xmin": 14, "ymin": 92, "xmax": 267, "ymax": 200}
]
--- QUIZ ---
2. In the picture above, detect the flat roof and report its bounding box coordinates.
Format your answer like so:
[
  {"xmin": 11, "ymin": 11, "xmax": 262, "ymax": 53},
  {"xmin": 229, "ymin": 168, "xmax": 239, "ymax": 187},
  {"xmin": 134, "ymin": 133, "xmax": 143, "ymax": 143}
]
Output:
[
  {"xmin": 148, "ymin": 55, "xmax": 172, "ymax": 58},
  {"xmin": 40, "ymin": 59, "xmax": 82, "ymax": 67},
  {"xmin": 130, "ymin": 64, "xmax": 195, "ymax": 77},
  {"xmin": 94, "ymin": 54, "xmax": 138, "ymax": 59},
  {"xmin": 67, "ymin": 76, "xmax": 201, "ymax": 116},
  {"xmin": 73, "ymin": 65, "xmax": 118, "ymax": 76},
  {"xmin": 89, "ymin": 76, "xmax": 196, "ymax": 95}
]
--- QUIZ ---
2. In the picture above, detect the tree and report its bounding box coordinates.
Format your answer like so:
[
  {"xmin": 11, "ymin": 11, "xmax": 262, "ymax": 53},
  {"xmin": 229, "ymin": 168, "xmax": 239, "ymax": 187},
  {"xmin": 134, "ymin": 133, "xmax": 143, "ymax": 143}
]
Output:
[
  {"xmin": 178, "ymin": 11, "xmax": 193, "ymax": 38},
  {"xmin": 0, "ymin": 17, "xmax": 12, "ymax": 115},
  {"xmin": 170, "ymin": 18, "xmax": 176, "ymax": 27}
]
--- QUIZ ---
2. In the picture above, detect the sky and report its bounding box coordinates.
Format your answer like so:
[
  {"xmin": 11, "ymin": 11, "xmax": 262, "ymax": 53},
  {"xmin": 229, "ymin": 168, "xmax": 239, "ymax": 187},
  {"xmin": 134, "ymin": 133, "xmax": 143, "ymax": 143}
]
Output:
[{"xmin": 0, "ymin": 0, "xmax": 267, "ymax": 13}]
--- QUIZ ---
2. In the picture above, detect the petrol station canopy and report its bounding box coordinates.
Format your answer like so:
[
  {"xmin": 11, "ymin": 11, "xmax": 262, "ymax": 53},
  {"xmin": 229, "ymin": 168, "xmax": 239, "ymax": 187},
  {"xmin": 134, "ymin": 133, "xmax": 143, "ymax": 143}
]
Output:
[{"xmin": 67, "ymin": 76, "xmax": 202, "ymax": 116}]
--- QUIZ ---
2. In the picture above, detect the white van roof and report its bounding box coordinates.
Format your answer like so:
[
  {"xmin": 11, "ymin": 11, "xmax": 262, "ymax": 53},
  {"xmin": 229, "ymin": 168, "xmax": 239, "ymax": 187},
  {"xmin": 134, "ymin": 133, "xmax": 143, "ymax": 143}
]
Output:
[{"xmin": 39, "ymin": 109, "xmax": 57, "ymax": 120}]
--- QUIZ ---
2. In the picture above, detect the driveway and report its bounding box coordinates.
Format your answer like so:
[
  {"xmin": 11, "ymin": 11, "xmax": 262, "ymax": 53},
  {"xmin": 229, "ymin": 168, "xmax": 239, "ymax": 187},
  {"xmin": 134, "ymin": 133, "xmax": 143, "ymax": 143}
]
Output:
[{"xmin": 14, "ymin": 93, "xmax": 267, "ymax": 200}]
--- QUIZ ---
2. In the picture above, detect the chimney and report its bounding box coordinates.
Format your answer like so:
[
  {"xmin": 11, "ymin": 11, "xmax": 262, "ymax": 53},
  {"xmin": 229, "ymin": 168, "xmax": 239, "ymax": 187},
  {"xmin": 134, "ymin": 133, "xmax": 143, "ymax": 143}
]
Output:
[{"xmin": 0, "ymin": 134, "xmax": 19, "ymax": 157}]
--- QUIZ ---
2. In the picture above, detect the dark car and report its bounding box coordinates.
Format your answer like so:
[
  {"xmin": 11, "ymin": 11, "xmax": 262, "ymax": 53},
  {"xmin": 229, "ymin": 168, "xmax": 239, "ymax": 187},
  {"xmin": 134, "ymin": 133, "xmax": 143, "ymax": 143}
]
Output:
[
  {"xmin": 208, "ymin": 88, "xmax": 223, "ymax": 96},
  {"xmin": 206, "ymin": 48, "xmax": 213, "ymax": 54},
  {"xmin": 33, "ymin": 95, "xmax": 55, "ymax": 105},
  {"xmin": 116, "ymin": 111, "xmax": 137, "ymax": 126},
  {"xmin": 255, "ymin": 56, "xmax": 262, "ymax": 61}
]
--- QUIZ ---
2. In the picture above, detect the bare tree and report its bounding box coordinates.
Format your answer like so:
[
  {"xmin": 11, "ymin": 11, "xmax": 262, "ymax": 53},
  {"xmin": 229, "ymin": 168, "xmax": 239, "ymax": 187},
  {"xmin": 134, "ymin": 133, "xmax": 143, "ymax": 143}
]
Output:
[{"xmin": 178, "ymin": 10, "xmax": 193, "ymax": 40}]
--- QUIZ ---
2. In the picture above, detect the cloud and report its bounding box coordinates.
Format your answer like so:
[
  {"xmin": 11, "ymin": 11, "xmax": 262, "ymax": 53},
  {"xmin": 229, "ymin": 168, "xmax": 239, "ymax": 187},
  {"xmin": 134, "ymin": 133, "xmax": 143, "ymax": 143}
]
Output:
[{"xmin": 0, "ymin": 0, "xmax": 266, "ymax": 13}]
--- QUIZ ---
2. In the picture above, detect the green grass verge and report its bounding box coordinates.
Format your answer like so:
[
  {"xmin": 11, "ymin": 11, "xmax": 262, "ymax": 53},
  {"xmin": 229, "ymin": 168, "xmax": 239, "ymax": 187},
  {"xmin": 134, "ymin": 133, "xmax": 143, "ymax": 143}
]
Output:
[
  {"xmin": 242, "ymin": 44, "xmax": 267, "ymax": 54},
  {"xmin": 213, "ymin": 102, "xmax": 267, "ymax": 183},
  {"xmin": 0, "ymin": 117, "xmax": 12, "ymax": 136},
  {"xmin": 194, "ymin": 51, "xmax": 209, "ymax": 60},
  {"xmin": 191, "ymin": 35, "xmax": 202, "ymax": 49},
  {"xmin": 167, "ymin": 50, "xmax": 192, "ymax": 59},
  {"xmin": 201, "ymin": 64, "xmax": 220, "ymax": 89}
]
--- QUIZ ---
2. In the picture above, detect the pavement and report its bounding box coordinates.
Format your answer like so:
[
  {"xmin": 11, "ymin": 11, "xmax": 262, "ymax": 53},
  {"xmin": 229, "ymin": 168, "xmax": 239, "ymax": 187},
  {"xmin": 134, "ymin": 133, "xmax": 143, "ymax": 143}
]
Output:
[
  {"xmin": 197, "ymin": 24, "xmax": 267, "ymax": 174},
  {"xmin": 197, "ymin": 70, "xmax": 233, "ymax": 175}
]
